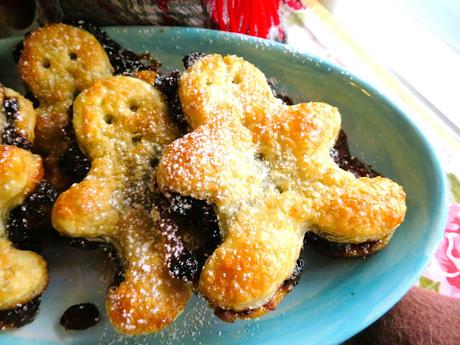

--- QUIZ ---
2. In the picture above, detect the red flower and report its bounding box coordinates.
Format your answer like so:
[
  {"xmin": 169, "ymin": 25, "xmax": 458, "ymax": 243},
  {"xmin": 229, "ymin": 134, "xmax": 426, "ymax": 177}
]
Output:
[{"xmin": 435, "ymin": 204, "xmax": 460, "ymax": 292}]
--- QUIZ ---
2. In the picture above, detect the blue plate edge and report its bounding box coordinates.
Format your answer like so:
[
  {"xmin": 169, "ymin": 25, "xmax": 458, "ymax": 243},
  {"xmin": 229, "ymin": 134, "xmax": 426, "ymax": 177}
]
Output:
[{"xmin": 0, "ymin": 27, "xmax": 450, "ymax": 345}]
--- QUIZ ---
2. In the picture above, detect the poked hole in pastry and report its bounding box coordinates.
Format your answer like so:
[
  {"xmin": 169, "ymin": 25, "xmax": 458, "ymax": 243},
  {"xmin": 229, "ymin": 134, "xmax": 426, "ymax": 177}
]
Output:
[
  {"xmin": 104, "ymin": 114, "xmax": 114, "ymax": 125},
  {"xmin": 231, "ymin": 73, "xmax": 243, "ymax": 85},
  {"xmin": 131, "ymin": 132, "xmax": 142, "ymax": 145},
  {"xmin": 41, "ymin": 59, "xmax": 51, "ymax": 69},
  {"xmin": 129, "ymin": 102, "xmax": 139, "ymax": 112},
  {"xmin": 69, "ymin": 52, "xmax": 78, "ymax": 61}
]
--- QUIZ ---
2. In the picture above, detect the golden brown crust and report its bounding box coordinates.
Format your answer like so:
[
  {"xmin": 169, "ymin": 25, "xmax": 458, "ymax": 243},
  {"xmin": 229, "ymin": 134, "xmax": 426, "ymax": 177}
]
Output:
[
  {"xmin": 0, "ymin": 145, "xmax": 43, "ymax": 220},
  {"xmin": 132, "ymin": 70, "xmax": 157, "ymax": 84},
  {"xmin": 214, "ymin": 277, "xmax": 295, "ymax": 322},
  {"xmin": 0, "ymin": 145, "xmax": 47, "ymax": 311},
  {"xmin": 18, "ymin": 23, "xmax": 113, "ymax": 104},
  {"xmin": 106, "ymin": 209, "xmax": 190, "ymax": 334},
  {"xmin": 157, "ymin": 54, "xmax": 407, "ymax": 316},
  {"xmin": 52, "ymin": 76, "xmax": 189, "ymax": 335},
  {"xmin": 72, "ymin": 76, "xmax": 177, "ymax": 159},
  {"xmin": 0, "ymin": 239, "xmax": 48, "ymax": 309},
  {"xmin": 17, "ymin": 23, "xmax": 113, "ymax": 190}
]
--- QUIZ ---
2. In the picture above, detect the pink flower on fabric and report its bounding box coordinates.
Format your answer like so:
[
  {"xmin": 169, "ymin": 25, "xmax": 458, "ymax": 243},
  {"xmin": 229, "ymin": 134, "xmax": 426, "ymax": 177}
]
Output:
[
  {"xmin": 434, "ymin": 204, "xmax": 460, "ymax": 295},
  {"xmin": 207, "ymin": 0, "xmax": 305, "ymax": 39},
  {"xmin": 283, "ymin": 0, "xmax": 305, "ymax": 10}
]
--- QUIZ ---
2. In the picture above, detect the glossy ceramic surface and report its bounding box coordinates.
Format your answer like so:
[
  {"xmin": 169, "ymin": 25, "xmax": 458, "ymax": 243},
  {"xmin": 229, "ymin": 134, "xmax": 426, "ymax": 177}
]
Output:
[{"xmin": 0, "ymin": 27, "xmax": 448, "ymax": 345}]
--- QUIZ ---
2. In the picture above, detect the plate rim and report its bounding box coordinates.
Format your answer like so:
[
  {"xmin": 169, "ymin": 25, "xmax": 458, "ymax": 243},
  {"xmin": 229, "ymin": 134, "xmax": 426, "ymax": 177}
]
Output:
[{"xmin": 0, "ymin": 26, "xmax": 450, "ymax": 345}]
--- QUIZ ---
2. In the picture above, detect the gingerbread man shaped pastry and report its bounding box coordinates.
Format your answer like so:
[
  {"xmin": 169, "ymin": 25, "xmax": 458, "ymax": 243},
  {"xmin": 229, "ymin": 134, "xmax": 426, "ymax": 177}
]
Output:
[
  {"xmin": 18, "ymin": 23, "xmax": 113, "ymax": 190},
  {"xmin": 157, "ymin": 54, "xmax": 406, "ymax": 320},
  {"xmin": 52, "ymin": 76, "xmax": 190, "ymax": 334}
]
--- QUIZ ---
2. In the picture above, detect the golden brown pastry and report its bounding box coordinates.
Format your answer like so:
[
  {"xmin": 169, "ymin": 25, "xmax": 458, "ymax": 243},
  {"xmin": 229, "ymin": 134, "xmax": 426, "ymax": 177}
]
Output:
[
  {"xmin": 0, "ymin": 86, "xmax": 47, "ymax": 329},
  {"xmin": 18, "ymin": 23, "xmax": 113, "ymax": 190},
  {"xmin": 0, "ymin": 146, "xmax": 46, "ymax": 325},
  {"xmin": 0, "ymin": 85, "xmax": 36, "ymax": 148},
  {"xmin": 52, "ymin": 76, "xmax": 190, "ymax": 334},
  {"xmin": 156, "ymin": 54, "xmax": 407, "ymax": 320}
]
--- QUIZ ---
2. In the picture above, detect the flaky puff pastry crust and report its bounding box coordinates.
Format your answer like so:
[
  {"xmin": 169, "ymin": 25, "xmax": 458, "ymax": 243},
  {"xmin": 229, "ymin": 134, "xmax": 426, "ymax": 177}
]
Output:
[
  {"xmin": 0, "ymin": 145, "xmax": 47, "ymax": 310},
  {"xmin": 18, "ymin": 23, "xmax": 113, "ymax": 190},
  {"xmin": 157, "ymin": 54, "xmax": 406, "ymax": 315},
  {"xmin": 0, "ymin": 86, "xmax": 36, "ymax": 144},
  {"xmin": 52, "ymin": 76, "xmax": 190, "ymax": 334}
]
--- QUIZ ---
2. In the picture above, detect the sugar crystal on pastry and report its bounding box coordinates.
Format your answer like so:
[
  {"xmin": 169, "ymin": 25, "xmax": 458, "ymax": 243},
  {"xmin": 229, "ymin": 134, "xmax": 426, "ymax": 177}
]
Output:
[
  {"xmin": 17, "ymin": 23, "xmax": 113, "ymax": 191},
  {"xmin": 17, "ymin": 22, "xmax": 159, "ymax": 192}
]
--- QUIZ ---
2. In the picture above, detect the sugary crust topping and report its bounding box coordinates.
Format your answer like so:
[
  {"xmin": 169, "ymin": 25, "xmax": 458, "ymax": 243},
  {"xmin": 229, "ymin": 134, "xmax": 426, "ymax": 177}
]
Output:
[
  {"xmin": 18, "ymin": 23, "xmax": 113, "ymax": 104},
  {"xmin": 52, "ymin": 76, "xmax": 189, "ymax": 335},
  {"xmin": 157, "ymin": 54, "xmax": 407, "ymax": 313},
  {"xmin": 0, "ymin": 145, "xmax": 43, "ymax": 230},
  {"xmin": 0, "ymin": 145, "xmax": 47, "ymax": 310},
  {"xmin": 72, "ymin": 76, "xmax": 178, "ymax": 160},
  {"xmin": 0, "ymin": 238, "xmax": 47, "ymax": 309},
  {"xmin": 17, "ymin": 23, "xmax": 113, "ymax": 191}
]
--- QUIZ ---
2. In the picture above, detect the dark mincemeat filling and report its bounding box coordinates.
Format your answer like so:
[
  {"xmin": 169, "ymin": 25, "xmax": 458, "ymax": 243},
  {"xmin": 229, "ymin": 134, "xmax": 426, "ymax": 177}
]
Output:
[
  {"xmin": 7, "ymin": 181, "xmax": 58, "ymax": 251},
  {"xmin": 183, "ymin": 52, "xmax": 207, "ymax": 70},
  {"xmin": 306, "ymin": 130, "xmax": 382, "ymax": 257},
  {"xmin": 157, "ymin": 193, "xmax": 222, "ymax": 284},
  {"xmin": 305, "ymin": 232, "xmax": 383, "ymax": 258},
  {"xmin": 1, "ymin": 180, "xmax": 55, "ymax": 328},
  {"xmin": 1, "ymin": 97, "xmax": 32, "ymax": 150},
  {"xmin": 154, "ymin": 70, "xmax": 188, "ymax": 133},
  {"xmin": 154, "ymin": 55, "xmax": 305, "ymax": 294},
  {"xmin": 0, "ymin": 297, "xmax": 40, "ymax": 330},
  {"xmin": 70, "ymin": 20, "xmax": 159, "ymax": 75},
  {"xmin": 54, "ymin": 21, "xmax": 162, "ymax": 184},
  {"xmin": 58, "ymin": 111, "xmax": 91, "ymax": 183},
  {"xmin": 154, "ymin": 53, "xmax": 295, "ymax": 138},
  {"xmin": 283, "ymin": 251, "xmax": 304, "ymax": 289},
  {"xmin": 1, "ymin": 118, "xmax": 56, "ymax": 329},
  {"xmin": 330, "ymin": 129, "xmax": 379, "ymax": 178},
  {"xmin": 59, "ymin": 303, "xmax": 100, "ymax": 330},
  {"xmin": 14, "ymin": 21, "xmax": 159, "ymax": 189}
]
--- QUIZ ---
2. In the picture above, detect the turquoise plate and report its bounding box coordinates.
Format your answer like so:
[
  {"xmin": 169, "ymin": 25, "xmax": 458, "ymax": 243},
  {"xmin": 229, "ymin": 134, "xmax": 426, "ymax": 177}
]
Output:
[{"xmin": 0, "ymin": 27, "xmax": 448, "ymax": 345}]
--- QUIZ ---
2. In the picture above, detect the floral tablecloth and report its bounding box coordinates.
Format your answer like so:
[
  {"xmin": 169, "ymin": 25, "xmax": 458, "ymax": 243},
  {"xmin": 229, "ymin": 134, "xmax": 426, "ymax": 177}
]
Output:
[{"xmin": 423, "ymin": 203, "xmax": 460, "ymax": 297}]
